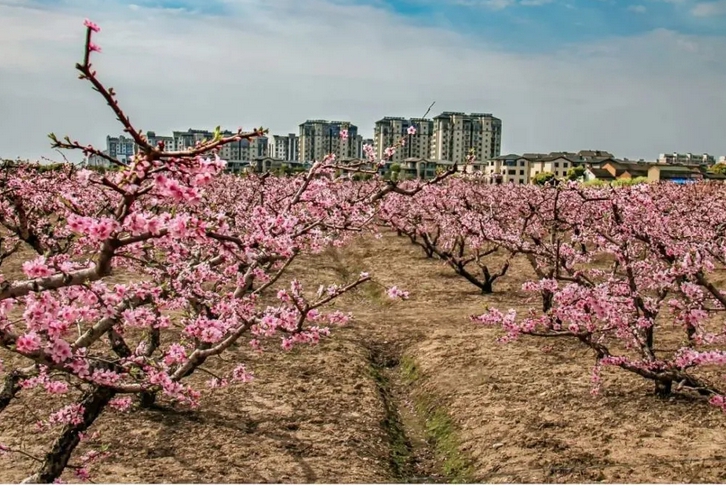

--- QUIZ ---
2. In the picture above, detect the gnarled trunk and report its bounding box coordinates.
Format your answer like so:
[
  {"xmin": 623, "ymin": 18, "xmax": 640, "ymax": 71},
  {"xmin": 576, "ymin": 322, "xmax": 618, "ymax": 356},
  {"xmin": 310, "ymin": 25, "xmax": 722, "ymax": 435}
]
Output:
[
  {"xmin": 0, "ymin": 367, "xmax": 34, "ymax": 413},
  {"xmin": 22, "ymin": 386, "xmax": 115, "ymax": 484}
]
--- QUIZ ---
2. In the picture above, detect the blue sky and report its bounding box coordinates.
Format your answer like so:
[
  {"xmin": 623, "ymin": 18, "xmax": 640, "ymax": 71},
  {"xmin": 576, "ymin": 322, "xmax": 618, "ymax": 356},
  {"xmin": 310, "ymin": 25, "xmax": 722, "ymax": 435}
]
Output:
[
  {"xmin": 374, "ymin": 0, "xmax": 726, "ymax": 50},
  {"xmin": 0, "ymin": 0, "xmax": 725, "ymax": 160}
]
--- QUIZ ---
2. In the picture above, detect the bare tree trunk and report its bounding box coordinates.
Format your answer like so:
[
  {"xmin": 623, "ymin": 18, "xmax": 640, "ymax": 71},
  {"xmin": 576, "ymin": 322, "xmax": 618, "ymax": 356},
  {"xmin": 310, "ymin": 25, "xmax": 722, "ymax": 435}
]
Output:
[
  {"xmin": 0, "ymin": 366, "xmax": 34, "ymax": 413},
  {"xmin": 654, "ymin": 379, "xmax": 673, "ymax": 397},
  {"xmin": 22, "ymin": 386, "xmax": 115, "ymax": 484},
  {"xmin": 542, "ymin": 290, "xmax": 554, "ymax": 313}
]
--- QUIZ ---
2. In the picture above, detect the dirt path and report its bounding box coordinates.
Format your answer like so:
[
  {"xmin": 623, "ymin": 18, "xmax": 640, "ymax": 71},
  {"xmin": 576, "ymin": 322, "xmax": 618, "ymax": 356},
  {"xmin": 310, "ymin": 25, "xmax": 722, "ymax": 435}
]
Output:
[{"xmin": 2, "ymin": 233, "xmax": 726, "ymax": 483}]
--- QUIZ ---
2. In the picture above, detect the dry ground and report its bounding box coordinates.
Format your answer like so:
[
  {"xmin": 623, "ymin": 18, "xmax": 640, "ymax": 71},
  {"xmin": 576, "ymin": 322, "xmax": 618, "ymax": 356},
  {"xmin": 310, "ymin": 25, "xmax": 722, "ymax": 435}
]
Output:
[{"xmin": 2, "ymin": 232, "xmax": 726, "ymax": 483}]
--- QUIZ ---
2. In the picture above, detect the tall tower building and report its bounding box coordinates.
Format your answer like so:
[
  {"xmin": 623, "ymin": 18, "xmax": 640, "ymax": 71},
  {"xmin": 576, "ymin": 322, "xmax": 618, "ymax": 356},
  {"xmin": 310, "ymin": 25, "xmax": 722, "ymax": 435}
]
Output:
[
  {"xmin": 429, "ymin": 112, "xmax": 502, "ymax": 163},
  {"xmin": 298, "ymin": 120, "xmax": 362, "ymax": 163},
  {"xmin": 373, "ymin": 117, "xmax": 434, "ymax": 162},
  {"xmin": 269, "ymin": 133, "xmax": 300, "ymax": 161}
]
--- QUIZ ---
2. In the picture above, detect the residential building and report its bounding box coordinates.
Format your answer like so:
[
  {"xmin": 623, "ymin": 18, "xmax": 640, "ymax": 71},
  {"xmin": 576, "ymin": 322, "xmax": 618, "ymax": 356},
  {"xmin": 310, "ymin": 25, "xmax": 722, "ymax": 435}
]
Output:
[
  {"xmin": 429, "ymin": 112, "xmax": 502, "ymax": 164},
  {"xmin": 657, "ymin": 152, "xmax": 716, "ymax": 166},
  {"xmin": 220, "ymin": 136, "xmax": 269, "ymax": 162},
  {"xmin": 600, "ymin": 161, "xmax": 650, "ymax": 180},
  {"xmin": 145, "ymin": 131, "xmax": 174, "ymax": 151},
  {"xmin": 584, "ymin": 167, "xmax": 616, "ymax": 182},
  {"xmin": 171, "ymin": 128, "xmax": 267, "ymax": 161},
  {"xmin": 373, "ymin": 117, "xmax": 434, "ymax": 162},
  {"xmin": 105, "ymin": 135, "xmax": 136, "ymax": 164},
  {"xmin": 647, "ymin": 164, "xmax": 704, "ymax": 183},
  {"xmin": 719, "ymin": 156, "xmax": 726, "ymax": 164},
  {"xmin": 361, "ymin": 138, "xmax": 374, "ymax": 159},
  {"xmin": 268, "ymin": 133, "xmax": 299, "ymax": 161},
  {"xmin": 298, "ymin": 120, "xmax": 362, "ymax": 163},
  {"xmin": 101, "ymin": 128, "xmax": 268, "ymax": 167},
  {"xmin": 488, "ymin": 153, "xmax": 529, "ymax": 184},
  {"xmin": 483, "ymin": 150, "xmax": 617, "ymax": 184},
  {"xmin": 171, "ymin": 128, "xmax": 221, "ymax": 151},
  {"xmin": 392, "ymin": 157, "xmax": 449, "ymax": 180},
  {"xmin": 84, "ymin": 152, "xmax": 112, "ymax": 168}
]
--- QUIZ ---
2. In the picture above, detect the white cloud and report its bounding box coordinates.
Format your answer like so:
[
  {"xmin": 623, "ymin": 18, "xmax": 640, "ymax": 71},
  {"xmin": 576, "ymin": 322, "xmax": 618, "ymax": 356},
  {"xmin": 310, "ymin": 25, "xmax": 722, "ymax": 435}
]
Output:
[
  {"xmin": 627, "ymin": 4, "xmax": 648, "ymax": 12},
  {"xmin": 453, "ymin": 0, "xmax": 516, "ymax": 9},
  {"xmin": 692, "ymin": 0, "xmax": 726, "ymax": 16},
  {"xmin": 519, "ymin": 0, "xmax": 554, "ymax": 5},
  {"xmin": 0, "ymin": 0, "xmax": 725, "ymax": 161}
]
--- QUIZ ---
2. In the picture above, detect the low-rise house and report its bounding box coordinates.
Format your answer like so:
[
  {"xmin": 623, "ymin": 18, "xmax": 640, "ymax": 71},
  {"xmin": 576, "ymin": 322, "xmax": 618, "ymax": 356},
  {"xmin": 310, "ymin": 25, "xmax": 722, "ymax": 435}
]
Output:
[
  {"xmin": 396, "ymin": 157, "xmax": 439, "ymax": 179},
  {"xmin": 647, "ymin": 164, "xmax": 703, "ymax": 183},
  {"xmin": 584, "ymin": 167, "xmax": 616, "ymax": 182},
  {"xmin": 703, "ymin": 172, "xmax": 726, "ymax": 183},
  {"xmin": 487, "ymin": 154, "xmax": 529, "ymax": 184},
  {"xmin": 600, "ymin": 161, "xmax": 650, "ymax": 180},
  {"xmin": 529, "ymin": 151, "xmax": 617, "ymax": 181},
  {"xmin": 224, "ymin": 160, "xmax": 251, "ymax": 174}
]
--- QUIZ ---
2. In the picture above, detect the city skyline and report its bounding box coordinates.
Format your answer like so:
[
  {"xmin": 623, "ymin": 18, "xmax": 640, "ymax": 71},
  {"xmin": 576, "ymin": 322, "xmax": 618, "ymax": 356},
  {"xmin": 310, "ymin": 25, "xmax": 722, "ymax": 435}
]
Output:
[
  {"xmin": 1, "ymin": 0, "xmax": 725, "ymax": 161},
  {"xmin": 93, "ymin": 120, "xmax": 726, "ymax": 168}
]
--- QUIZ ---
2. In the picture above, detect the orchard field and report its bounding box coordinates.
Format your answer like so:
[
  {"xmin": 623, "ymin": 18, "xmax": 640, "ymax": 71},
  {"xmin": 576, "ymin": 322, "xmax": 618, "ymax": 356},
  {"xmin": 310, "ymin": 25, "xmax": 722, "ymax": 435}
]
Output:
[
  {"xmin": 4, "ymin": 231, "xmax": 726, "ymax": 483},
  {"xmin": 2, "ymin": 19, "xmax": 726, "ymax": 484}
]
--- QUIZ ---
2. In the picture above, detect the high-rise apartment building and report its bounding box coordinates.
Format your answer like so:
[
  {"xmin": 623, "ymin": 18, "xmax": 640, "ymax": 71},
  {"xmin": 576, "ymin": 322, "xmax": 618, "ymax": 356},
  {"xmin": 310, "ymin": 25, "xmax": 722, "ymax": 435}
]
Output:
[
  {"xmin": 361, "ymin": 138, "xmax": 374, "ymax": 159},
  {"xmin": 100, "ymin": 129, "xmax": 268, "ymax": 166},
  {"xmin": 171, "ymin": 128, "xmax": 268, "ymax": 161},
  {"xmin": 145, "ymin": 131, "xmax": 175, "ymax": 151},
  {"xmin": 429, "ymin": 112, "xmax": 501, "ymax": 164},
  {"xmin": 373, "ymin": 117, "xmax": 434, "ymax": 162},
  {"xmin": 105, "ymin": 135, "xmax": 136, "ymax": 164},
  {"xmin": 298, "ymin": 120, "xmax": 362, "ymax": 163},
  {"xmin": 657, "ymin": 152, "xmax": 715, "ymax": 166},
  {"xmin": 269, "ymin": 133, "xmax": 300, "ymax": 161},
  {"xmin": 221, "ymin": 136, "xmax": 269, "ymax": 161}
]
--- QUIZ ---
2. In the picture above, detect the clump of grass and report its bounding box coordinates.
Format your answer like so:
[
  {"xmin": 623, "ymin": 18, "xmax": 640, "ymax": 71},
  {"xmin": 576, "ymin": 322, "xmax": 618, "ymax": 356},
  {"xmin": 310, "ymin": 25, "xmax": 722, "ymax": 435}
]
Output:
[
  {"xmin": 420, "ymin": 402, "xmax": 474, "ymax": 483},
  {"xmin": 400, "ymin": 355, "xmax": 420, "ymax": 385},
  {"xmin": 367, "ymin": 350, "xmax": 415, "ymax": 480},
  {"xmin": 404, "ymin": 355, "xmax": 474, "ymax": 483}
]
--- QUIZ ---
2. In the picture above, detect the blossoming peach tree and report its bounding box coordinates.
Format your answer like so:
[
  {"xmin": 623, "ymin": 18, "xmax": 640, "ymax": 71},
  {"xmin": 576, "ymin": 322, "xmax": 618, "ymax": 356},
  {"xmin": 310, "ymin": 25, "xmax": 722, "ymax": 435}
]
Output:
[
  {"xmin": 0, "ymin": 20, "xmax": 452, "ymax": 483},
  {"xmin": 382, "ymin": 177, "xmax": 726, "ymax": 407}
]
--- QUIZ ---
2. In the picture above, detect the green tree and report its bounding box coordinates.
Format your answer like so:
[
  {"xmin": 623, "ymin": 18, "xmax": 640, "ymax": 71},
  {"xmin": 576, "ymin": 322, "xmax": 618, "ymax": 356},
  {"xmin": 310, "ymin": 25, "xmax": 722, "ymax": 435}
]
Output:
[
  {"xmin": 566, "ymin": 166, "xmax": 586, "ymax": 181},
  {"xmin": 533, "ymin": 171, "xmax": 556, "ymax": 186},
  {"xmin": 389, "ymin": 163, "xmax": 401, "ymax": 181},
  {"xmin": 710, "ymin": 163, "xmax": 726, "ymax": 174}
]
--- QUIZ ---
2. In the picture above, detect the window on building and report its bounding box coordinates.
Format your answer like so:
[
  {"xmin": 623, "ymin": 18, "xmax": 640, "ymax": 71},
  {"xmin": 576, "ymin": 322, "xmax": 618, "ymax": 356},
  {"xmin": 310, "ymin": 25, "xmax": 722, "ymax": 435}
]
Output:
[
  {"xmin": 519, "ymin": 170, "xmax": 524, "ymax": 175},
  {"xmin": 519, "ymin": 178, "xmax": 524, "ymax": 184},
  {"xmin": 508, "ymin": 169, "xmax": 516, "ymax": 175},
  {"xmin": 509, "ymin": 178, "xmax": 514, "ymax": 183},
  {"xmin": 563, "ymin": 162, "xmax": 569, "ymax": 168},
  {"xmin": 554, "ymin": 162, "xmax": 560, "ymax": 168}
]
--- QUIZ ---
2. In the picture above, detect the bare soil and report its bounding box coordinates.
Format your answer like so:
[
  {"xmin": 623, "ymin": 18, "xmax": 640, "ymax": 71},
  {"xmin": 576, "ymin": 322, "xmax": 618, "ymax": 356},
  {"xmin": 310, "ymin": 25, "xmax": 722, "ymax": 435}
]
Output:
[{"xmin": 2, "ymin": 233, "xmax": 726, "ymax": 483}]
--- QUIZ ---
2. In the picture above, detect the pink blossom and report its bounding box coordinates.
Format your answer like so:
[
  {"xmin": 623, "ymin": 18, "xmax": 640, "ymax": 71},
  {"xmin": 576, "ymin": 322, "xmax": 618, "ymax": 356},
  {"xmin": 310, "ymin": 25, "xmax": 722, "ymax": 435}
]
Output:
[
  {"xmin": 22, "ymin": 256, "xmax": 53, "ymax": 278},
  {"xmin": 83, "ymin": 19, "xmax": 101, "ymax": 32},
  {"xmin": 48, "ymin": 404, "xmax": 85, "ymax": 427},
  {"xmin": 232, "ymin": 364, "xmax": 254, "ymax": 383},
  {"xmin": 108, "ymin": 397, "xmax": 133, "ymax": 412},
  {"xmin": 74, "ymin": 468, "xmax": 90, "ymax": 482},
  {"xmin": 386, "ymin": 286, "xmax": 410, "ymax": 300},
  {"xmin": 49, "ymin": 339, "xmax": 73, "ymax": 364},
  {"xmin": 16, "ymin": 332, "xmax": 42, "ymax": 354},
  {"xmin": 45, "ymin": 381, "xmax": 69, "ymax": 395}
]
